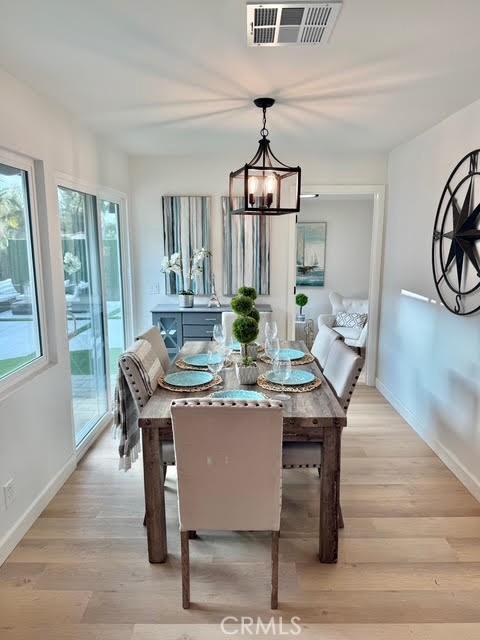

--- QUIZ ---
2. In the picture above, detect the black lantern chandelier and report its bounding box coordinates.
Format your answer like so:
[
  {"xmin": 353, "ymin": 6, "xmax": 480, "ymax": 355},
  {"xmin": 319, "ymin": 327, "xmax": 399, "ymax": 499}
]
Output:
[{"xmin": 229, "ymin": 97, "xmax": 301, "ymax": 215}]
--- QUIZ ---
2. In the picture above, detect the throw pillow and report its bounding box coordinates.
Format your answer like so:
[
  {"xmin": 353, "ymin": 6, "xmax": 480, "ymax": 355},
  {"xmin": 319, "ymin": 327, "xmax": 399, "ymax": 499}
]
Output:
[{"xmin": 335, "ymin": 311, "xmax": 367, "ymax": 329}]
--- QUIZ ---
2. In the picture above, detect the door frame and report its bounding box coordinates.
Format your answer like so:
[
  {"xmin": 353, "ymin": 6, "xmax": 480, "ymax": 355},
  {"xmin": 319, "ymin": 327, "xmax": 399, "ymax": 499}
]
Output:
[{"xmin": 286, "ymin": 184, "xmax": 385, "ymax": 386}]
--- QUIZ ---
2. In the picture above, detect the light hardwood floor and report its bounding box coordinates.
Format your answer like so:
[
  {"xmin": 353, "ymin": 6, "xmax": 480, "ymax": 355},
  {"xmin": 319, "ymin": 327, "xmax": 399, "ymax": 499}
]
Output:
[{"xmin": 1, "ymin": 385, "xmax": 480, "ymax": 639}]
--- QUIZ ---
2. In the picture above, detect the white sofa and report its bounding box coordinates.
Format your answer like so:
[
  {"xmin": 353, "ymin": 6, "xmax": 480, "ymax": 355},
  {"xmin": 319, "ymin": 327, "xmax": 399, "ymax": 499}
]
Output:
[{"xmin": 317, "ymin": 292, "xmax": 368, "ymax": 349}]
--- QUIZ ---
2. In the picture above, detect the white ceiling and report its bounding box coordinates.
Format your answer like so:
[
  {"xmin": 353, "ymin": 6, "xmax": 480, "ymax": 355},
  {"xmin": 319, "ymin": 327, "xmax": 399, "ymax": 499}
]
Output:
[{"xmin": 1, "ymin": 0, "xmax": 480, "ymax": 156}]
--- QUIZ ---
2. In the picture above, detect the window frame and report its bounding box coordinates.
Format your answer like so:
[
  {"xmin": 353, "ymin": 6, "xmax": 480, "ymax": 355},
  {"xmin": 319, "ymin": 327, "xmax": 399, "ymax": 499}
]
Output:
[{"xmin": 0, "ymin": 147, "xmax": 48, "ymax": 396}]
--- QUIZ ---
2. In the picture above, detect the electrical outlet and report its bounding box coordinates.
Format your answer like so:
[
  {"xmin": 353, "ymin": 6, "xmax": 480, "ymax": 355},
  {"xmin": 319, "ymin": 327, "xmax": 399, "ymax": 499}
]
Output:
[{"xmin": 3, "ymin": 478, "xmax": 15, "ymax": 509}]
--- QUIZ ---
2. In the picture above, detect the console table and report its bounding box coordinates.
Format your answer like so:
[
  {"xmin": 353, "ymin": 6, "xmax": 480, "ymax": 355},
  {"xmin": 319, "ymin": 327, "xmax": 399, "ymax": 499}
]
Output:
[{"xmin": 151, "ymin": 303, "xmax": 272, "ymax": 358}]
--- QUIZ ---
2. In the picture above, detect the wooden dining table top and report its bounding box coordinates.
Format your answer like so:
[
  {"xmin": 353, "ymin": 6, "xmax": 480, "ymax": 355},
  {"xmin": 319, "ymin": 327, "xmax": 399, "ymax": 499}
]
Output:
[{"xmin": 139, "ymin": 340, "xmax": 346, "ymax": 439}]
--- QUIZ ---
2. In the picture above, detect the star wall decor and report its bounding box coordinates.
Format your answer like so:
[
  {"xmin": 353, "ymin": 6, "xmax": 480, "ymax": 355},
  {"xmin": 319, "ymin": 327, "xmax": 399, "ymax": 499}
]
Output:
[{"xmin": 432, "ymin": 149, "xmax": 480, "ymax": 315}]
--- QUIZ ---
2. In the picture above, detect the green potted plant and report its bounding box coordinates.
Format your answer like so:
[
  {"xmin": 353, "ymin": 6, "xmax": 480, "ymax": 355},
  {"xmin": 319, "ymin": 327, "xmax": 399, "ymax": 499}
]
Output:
[
  {"xmin": 296, "ymin": 292, "xmax": 308, "ymax": 321},
  {"xmin": 232, "ymin": 287, "xmax": 259, "ymax": 384},
  {"xmin": 161, "ymin": 248, "xmax": 211, "ymax": 308}
]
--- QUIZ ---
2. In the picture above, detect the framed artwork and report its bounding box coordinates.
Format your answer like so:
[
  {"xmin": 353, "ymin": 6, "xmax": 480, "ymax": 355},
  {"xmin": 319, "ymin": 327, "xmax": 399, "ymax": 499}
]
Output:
[
  {"xmin": 296, "ymin": 222, "xmax": 326, "ymax": 287},
  {"xmin": 162, "ymin": 195, "xmax": 211, "ymax": 295},
  {"xmin": 222, "ymin": 196, "xmax": 270, "ymax": 295}
]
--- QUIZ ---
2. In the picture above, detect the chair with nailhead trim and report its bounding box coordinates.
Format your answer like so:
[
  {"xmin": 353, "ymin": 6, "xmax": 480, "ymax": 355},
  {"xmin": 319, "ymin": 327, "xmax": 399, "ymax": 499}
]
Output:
[
  {"xmin": 282, "ymin": 340, "xmax": 363, "ymax": 529},
  {"xmin": 171, "ymin": 398, "xmax": 283, "ymax": 609},
  {"xmin": 119, "ymin": 351, "xmax": 175, "ymax": 529}
]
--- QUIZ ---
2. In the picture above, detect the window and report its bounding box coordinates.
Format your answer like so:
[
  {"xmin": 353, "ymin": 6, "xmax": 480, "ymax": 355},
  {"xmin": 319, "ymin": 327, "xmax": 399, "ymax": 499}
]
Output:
[{"xmin": 0, "ymin": 158, "xmax": 43, "ymax": 383}]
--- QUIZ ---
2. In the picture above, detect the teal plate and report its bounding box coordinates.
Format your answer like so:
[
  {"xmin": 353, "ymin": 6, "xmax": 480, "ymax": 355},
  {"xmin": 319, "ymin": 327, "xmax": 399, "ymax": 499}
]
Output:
[
  {"xmin": 277, "ymin": 348, "xmax": 305, "ymax": 361},
  {"xmin": 164, "ymin": 371, "xmax": 213, "ymax": 387},
  {"xmin": 266, "ymin": 370, "xmax": 316, "ymax": 386},
  {"xmin": 183, "ymin": 353, "xmax": 222, "ymax": 367},
  {"xmin": 210, "ymin": 390, "xmax": 267, "ymax": 401}
]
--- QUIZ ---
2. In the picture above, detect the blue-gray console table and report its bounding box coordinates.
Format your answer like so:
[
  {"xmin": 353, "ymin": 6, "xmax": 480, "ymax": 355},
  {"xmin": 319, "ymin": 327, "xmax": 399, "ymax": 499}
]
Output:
[{"xmin": 151, "ymin": 303, "xmax": 272, "ymax": 358}]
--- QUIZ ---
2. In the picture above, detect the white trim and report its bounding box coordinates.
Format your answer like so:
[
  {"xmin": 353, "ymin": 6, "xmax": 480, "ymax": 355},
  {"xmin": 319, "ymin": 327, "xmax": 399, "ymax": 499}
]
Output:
[
  {"xmin": 286, "ymin": 184, "xmax": 385, "ymax": 386},
  {"xmin": 0, "ymin": 147, "xmax": 50, "ymax": 397},
  {"xmin": 75, "ymin": 411, "xmax": 113, "ymax": 462},
  {"xmin": 0, "ymin": 454, "xmax": 76, "ymax": 566},
  {"xmin": 376, "ymin": 377, "xmax": 480, "ymax": 502}
]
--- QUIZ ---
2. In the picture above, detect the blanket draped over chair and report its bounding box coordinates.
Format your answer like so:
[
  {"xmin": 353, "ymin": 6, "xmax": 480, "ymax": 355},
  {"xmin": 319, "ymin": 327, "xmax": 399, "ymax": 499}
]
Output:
[{"xmin": 114, "ymin": 339, "xmax": 163, "ymax": 471}]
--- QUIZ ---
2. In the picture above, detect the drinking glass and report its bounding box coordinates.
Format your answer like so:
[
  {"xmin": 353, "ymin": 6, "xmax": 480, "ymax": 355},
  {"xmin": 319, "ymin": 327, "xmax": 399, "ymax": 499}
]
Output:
[
  {"xmin": 207, "ymin": 349, "xmax": 225, "ymax": 388},
  {"xmin": 264, "ymin": 320, "xmax": 278, "ymax": 341},
  {"xmin": 265, "ymin": 337, "xmax": 280, "ymax": 362},
  {"xmin": 272, "ymin": 356, "xmax": 291, "ymax": 402},
  {"xmin": 213, "ymin": 323, "xmax": 225, "ymax": 345}
]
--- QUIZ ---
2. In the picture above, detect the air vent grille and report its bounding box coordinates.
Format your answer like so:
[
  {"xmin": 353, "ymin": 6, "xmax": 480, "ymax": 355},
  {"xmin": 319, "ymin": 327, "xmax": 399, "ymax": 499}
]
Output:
[
  {"xmin": 247, "ymin": 2, "xmax": 342, "ymax": 47},
  {"xmin": 254, "ymin": 7, "xmax": 278, "ymax": 26},
  {"xmin": 254, "ymin": 27, "xmax": 276, "ymax": 43}
]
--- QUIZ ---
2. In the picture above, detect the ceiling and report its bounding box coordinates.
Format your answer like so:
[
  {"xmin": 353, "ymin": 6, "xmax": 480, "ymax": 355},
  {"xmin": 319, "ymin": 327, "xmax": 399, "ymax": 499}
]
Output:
[{"xmin": 1, "ymin": 0, "xmax": 480, "ymax": 156}]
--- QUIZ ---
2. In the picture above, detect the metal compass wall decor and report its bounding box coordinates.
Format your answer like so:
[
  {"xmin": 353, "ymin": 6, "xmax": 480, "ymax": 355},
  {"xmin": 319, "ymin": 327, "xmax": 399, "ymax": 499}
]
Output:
[{"xmin": 432, "ymin": 149, "xmax": 480, "ymax": 316}]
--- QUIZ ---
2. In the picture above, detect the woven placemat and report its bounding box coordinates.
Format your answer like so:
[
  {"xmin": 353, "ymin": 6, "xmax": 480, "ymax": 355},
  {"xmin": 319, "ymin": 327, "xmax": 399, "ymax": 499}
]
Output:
[
  {"xmin": 256, "ymin": 373, "xmax": 321, "ymax": 393},
  {"xmin": 175, "ymin": 358, "xmax": 233, "ymax": 371},
  {"xmin": 259, "ymin": 353, "xmax": 315, "ymax": 366},
  {"xmin": 158, "ymin": 374, "xmax": 222, "ymax": 393}
]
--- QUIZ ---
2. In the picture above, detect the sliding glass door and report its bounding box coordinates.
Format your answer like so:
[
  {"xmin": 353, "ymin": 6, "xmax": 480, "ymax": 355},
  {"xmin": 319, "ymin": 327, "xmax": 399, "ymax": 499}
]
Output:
[
  {"xmin": 59, "ymin": 187, "xmax": 127, "ymax": 446},
  {"xmin": 100, "ymin": 199, "xmax": 126, "ymax": 391}
]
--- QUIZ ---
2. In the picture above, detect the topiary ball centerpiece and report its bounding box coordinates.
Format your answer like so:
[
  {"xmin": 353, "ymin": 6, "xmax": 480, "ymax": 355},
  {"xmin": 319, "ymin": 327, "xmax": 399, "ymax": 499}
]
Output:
[{"xmin": 231, "ymin": 287, "xmax": 259, "ymax": 367}]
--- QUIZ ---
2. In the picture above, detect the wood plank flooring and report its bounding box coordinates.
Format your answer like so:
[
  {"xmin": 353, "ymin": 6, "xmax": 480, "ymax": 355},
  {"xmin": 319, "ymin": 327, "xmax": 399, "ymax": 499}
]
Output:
[{"xmin": 1, "ymin": 385, "xmax": 480, "ymax": 639}]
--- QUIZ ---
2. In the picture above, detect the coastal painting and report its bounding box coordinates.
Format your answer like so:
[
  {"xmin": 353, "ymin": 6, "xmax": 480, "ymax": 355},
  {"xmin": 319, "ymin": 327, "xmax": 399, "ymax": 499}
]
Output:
[{"xmin": 296, "ymin": 222, "xmax": 326, "ymax": 287}]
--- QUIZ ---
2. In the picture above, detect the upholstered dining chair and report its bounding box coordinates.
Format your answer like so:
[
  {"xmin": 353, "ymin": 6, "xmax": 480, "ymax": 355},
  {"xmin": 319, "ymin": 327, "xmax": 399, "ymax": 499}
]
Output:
[
  {"xmin": 222, "ymin": 310, "xmax": 272, "ymax": 344},
  {"xmin": 171, "ymin": 398, "xmax": 283, "ymax": 609},
  {"xmin": 136, "ymin": 326, "xmax": 170, "ymax": 375},
  {"xmin": 311, "ymin": 324, "xmax": 341, "ymax": 370},
  {"xmin": 282, "ymin": 341, "xmax": 363, "ymax": 528},
  {"xmin": 119, "ymin": 344, "xmax": 175, "ymax": 479}
]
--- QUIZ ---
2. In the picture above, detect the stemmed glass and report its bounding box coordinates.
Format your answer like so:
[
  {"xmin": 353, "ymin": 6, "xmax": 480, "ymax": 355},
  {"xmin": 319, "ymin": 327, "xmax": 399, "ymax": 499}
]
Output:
[
  {"xmin": 264, "ymin": 320, "xmax": 278, "ymax": 341},
  {"xmin": 265, "ymin": 336, "xmax": 280, "ymax": 363},
  {"xmin": 213, "ymin": 323, "xmax": 225, "ymax": 346},
  {"xmin": 272, "ymin": 356, "xmax": 292, "ymax": 403},
  {"xmin": 207, "ymin": 349, "xmax": 225, "ymax": 389}
]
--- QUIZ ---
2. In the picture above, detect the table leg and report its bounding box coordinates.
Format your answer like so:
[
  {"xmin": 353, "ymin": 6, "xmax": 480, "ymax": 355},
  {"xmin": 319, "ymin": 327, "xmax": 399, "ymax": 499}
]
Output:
[
  {"xmin": 141, "ymin": 428, "xmax": 167, "ymax": 563},
  {"xmin": 319, "ymin": 426, "xmax": 341, "ymax": 563}
]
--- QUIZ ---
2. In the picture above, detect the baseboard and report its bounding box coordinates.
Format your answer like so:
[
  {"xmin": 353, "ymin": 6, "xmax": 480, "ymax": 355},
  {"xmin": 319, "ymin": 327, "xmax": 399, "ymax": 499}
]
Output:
[
  {"xmin": 0, "ymin": 454, "xmax": 76, "ymax": 566},
  {"xmin": 376, "ymin": 377, "xmax": 480, "ymax": 502}
]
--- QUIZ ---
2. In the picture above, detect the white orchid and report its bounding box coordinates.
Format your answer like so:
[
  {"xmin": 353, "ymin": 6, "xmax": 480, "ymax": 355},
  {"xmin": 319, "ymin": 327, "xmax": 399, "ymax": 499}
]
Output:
[{"xmin": 161, "ymin": 248, "xmax": 211, "ymax": 294}]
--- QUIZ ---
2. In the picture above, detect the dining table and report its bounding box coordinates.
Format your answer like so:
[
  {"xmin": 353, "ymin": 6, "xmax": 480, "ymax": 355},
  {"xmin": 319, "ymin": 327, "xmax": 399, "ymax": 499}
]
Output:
[{"xmin": 138, "ymin": 339, "xmax": 347, "ymax": 564}]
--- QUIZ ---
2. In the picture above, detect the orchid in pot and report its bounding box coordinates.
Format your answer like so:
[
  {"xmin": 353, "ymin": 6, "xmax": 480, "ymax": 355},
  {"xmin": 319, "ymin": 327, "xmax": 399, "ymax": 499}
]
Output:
[{"xmin": 161, "ymin": 247, "xmax": 211, "ymax": 307}]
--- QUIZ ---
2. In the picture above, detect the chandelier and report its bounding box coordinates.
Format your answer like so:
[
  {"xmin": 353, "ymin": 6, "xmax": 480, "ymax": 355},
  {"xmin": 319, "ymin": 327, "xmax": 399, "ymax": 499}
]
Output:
[{"xmin": 229, "ymin": 97, "xmax": 301, "ymax": 215}]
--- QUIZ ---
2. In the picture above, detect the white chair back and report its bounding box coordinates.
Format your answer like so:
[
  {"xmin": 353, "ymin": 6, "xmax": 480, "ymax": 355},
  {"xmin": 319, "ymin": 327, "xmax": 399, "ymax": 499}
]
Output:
[
  {"xmin": 171, "ymin": 398, "xmax": 283, "ymax": 532},
  {"xmin": 136, "ymin": 326, "xmax": 170, "ymax": 374},
  {"xmin": 222, "ymin": 310, "xmax": 272, "ymax": 344},
  {"xmin": 323, "ymin": 340, "xmax": 363, "ymax": 412},
  {"xmin": 311, "ymin": 325, "xmax": 341, "ymax": 370}
]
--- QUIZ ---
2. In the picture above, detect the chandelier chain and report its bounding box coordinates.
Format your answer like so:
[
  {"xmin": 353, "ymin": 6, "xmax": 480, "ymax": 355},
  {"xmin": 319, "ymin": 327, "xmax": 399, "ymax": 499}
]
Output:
[{"xmin": 260, "ymin": 107, "xmax": 269, "ymax": 138}]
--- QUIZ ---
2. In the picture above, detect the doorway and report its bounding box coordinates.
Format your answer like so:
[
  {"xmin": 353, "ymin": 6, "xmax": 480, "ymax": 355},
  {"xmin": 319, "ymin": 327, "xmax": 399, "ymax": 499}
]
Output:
[{"xmin": 286, "ymin": 185, "xmax": 385, "ymax": 386}]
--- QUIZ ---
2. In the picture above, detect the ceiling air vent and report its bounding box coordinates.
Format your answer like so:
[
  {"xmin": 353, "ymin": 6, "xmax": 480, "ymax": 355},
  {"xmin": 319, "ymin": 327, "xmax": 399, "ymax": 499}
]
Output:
[{"xmin": 247, "ymin": 1, "xmax": 342, "ymax": 47}]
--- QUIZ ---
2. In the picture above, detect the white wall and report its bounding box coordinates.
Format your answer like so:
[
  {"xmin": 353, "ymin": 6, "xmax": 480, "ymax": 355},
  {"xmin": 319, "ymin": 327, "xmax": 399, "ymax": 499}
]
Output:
[
  {"xmin": 378, "ymin": 98, "xmax": 480, "ymax": 500},
  {"xmin": 297, "ymin": 196, "xmax": 373, "ymax": 321},
  {"xmin": 129, "ymin": 152, "xmax": 386, "ymax": 337},
  {"xmin": 0, "ymin": 68, "xmax": 129, "ymax": 563}
]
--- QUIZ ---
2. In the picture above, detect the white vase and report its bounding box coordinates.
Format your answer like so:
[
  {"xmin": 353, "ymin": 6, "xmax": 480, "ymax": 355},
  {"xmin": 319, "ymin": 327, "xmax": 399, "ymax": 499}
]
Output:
[{"xmin": 235, "ymin": 363, "xmax": 259, "ymax": 385}]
